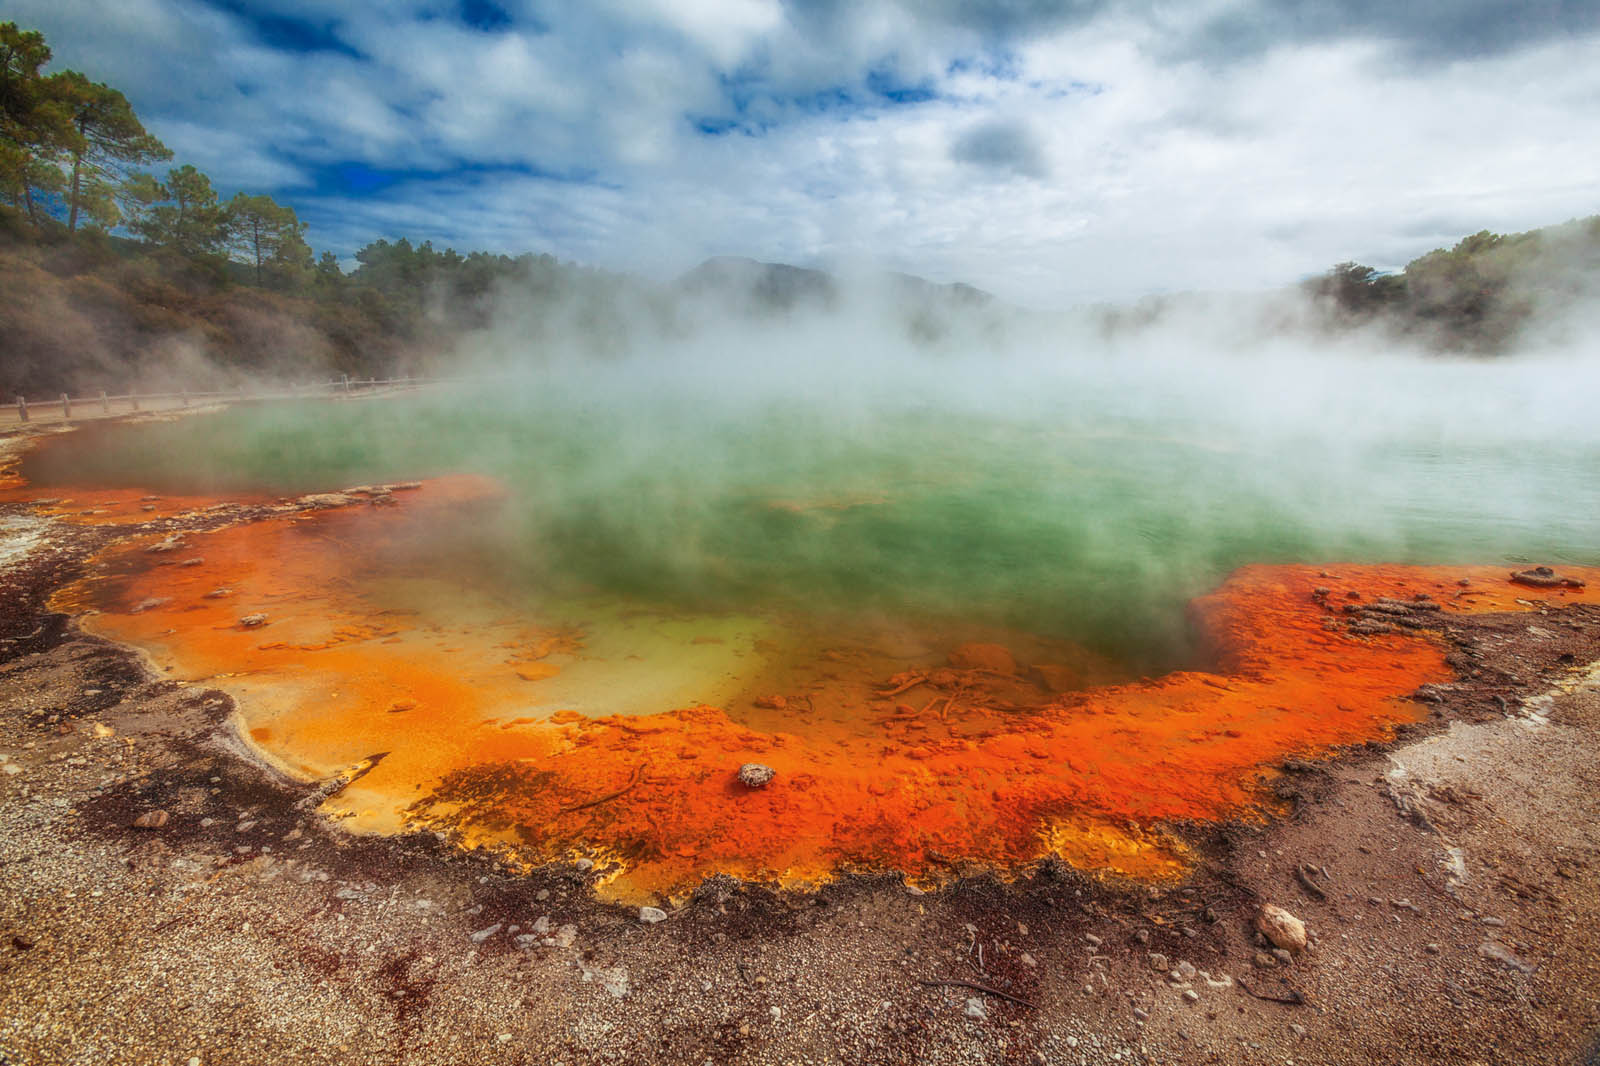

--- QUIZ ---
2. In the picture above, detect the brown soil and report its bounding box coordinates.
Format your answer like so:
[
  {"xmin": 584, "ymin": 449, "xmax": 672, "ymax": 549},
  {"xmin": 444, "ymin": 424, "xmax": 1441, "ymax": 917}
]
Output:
[{"xmin": 2, "ymin": 437, "xmax": 1599, "ymax": 1065}]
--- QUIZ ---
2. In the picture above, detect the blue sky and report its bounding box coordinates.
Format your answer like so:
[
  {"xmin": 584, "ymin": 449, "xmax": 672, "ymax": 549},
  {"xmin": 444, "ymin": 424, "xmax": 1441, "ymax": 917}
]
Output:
[{"xmin": 10, "ymin": 0, "xmax": 1600, "ymax": 305}]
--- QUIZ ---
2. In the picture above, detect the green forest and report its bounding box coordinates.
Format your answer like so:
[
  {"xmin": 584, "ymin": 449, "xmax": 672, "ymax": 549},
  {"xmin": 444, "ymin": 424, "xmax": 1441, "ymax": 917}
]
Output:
[{"xmin": 3, "ymin": 18, "xmax": 1598, "ymax": 400}]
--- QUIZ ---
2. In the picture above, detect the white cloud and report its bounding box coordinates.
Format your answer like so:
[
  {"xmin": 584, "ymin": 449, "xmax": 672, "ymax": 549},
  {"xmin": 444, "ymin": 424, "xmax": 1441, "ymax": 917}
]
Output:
[{"xmin": 7, "ymin": 0, "xmax": 1600, "ymax": 305}]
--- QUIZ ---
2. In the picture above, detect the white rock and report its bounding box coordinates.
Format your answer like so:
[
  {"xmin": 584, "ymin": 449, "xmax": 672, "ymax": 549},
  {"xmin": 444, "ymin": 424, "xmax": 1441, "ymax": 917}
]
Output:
[
  {"xmin": 964, "ymin": 997, "xmax": 987, "ymax": 1020},
  {"xmin": 1256, "ymin": 903, "xmax": 1308, "ymax": 954},
  {"xmin": 639, "ymin": 906, "xmax": 668, "ymax": 924}
]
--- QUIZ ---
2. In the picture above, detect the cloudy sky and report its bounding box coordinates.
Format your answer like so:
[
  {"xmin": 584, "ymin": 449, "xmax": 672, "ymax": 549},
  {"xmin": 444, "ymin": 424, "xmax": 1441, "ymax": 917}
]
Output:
[{"xmin": 11, "ymin": 0, "xmax": 1600, "ymax": 305}]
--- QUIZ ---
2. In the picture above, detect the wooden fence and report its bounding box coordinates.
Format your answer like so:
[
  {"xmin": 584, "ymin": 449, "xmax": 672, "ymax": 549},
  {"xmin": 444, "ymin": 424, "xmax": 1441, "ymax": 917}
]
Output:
[{"xmin": 5, "ymin": 374, "xmax": 437, "ymax": 426}]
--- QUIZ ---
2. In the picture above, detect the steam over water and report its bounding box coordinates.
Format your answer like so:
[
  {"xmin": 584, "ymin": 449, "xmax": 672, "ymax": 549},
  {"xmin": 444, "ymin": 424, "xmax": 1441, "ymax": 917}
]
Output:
[{"xmin": 24, "ymin": 338, "xmax": 1600, "ymax": 675}]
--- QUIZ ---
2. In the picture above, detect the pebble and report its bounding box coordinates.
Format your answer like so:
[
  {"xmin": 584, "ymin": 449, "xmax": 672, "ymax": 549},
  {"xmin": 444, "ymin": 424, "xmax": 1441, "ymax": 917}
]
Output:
[
  {"xmin": 964, "ymin": 998, "xmax": 987, "ymax": 1020},
  {"xmin": 238, "ymin": 613, "xmax": 268, "ymax": 628},
  {"xmin": 131, "ymin": 810, "xmax": 169, "ymax": 829},
  {"xmin": 1132, "ymin": 1007, "xmax": 1149, "ymax": 1021},
  {"xmin": 639, "ymin": 907, "xmax": 667, "ymax": 924},
  {"xmin": 469, "ymin": 923, "xmax": 502, "ymax": 944},
  {"xmin": 737, "ymin": 763, "xmax": 776, "ymax": 788},
  {"xmin": 1085, "ymin": 933, "xmax": 1103, "ymax": 948},
  {"xmin": 1182, "ymin": 989, "xmax": 1200, "ymax": 1003}
]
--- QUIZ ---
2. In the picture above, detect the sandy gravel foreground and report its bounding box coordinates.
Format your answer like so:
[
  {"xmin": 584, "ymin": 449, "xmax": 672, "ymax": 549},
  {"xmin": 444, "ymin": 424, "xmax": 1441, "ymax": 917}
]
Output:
[{"xmin": 2, "ymin": 502, "xmax": 1600, "ymax": 1066}]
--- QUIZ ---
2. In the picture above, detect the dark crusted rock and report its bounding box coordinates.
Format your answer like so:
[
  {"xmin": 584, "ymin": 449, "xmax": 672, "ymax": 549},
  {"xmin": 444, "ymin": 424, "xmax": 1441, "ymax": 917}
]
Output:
[{"xmin": 1510, "ymin": 566, "xmax": 1586, "ymax": 590}]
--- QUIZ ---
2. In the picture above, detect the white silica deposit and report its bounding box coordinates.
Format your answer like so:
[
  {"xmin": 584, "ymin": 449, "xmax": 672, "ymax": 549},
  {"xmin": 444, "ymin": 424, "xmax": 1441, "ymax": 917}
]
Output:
[{"xmin": 0, "ymin": 514, "xmax": 51, "ymax": 573}]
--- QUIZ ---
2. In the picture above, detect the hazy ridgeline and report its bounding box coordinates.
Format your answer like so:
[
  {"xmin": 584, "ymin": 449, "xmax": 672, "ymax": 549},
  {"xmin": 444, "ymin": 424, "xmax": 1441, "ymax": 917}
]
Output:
[{"xmin": 25, "ymin": 270, "xmax": 1600, "ymax": 674}]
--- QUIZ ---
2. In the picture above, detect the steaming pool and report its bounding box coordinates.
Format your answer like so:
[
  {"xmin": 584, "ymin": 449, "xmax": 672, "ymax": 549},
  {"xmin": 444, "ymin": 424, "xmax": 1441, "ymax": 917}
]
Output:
[{"xmin": 13, "ymin": 358, "xmax": 1600, "ymax": 901}]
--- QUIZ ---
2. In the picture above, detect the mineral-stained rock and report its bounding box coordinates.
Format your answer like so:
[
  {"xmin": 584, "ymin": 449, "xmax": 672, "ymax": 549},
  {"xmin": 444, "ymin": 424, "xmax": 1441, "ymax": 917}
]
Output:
[
  {"xmin": 131, "ymin": 810, "xmax": 169, "ymax": 829},
  {"xmin": 238, "ymin": 613, "xmax": 268, "ymax": 628},
  {"xmin": 947, "ymin": 642, "xmax": 1017, "ymax": 675},
  {"xmin": 1255, "ymin": 904, "xmax": 1307, "ymax": 954}
]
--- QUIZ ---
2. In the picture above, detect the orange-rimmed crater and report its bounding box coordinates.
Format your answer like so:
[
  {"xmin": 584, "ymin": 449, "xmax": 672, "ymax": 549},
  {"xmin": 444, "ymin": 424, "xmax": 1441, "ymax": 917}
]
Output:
[{"xmin": 28, "ymin": 473, "xmax": 1600, "ymax": 903}]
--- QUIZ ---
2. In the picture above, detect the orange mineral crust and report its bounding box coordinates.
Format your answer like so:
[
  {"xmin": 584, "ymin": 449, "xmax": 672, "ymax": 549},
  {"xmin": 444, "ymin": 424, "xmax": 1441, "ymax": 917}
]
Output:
[{"xmin": 50, "ymin": 481, "xmax": 1600, "ymax": 903}]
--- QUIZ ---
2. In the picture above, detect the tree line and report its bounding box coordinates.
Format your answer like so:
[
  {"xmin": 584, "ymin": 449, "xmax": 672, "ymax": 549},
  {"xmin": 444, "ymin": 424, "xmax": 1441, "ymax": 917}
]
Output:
[
  {"xmin": 1, "ymin": 22, "xmax": 316, "ymax": 287},
  {"xmin": 1303, "ymin": 217, "xmax": 1600, "ymax": 352}
]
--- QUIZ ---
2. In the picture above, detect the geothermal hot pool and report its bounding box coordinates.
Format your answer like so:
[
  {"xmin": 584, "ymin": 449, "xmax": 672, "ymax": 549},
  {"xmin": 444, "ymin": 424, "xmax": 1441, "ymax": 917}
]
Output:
[{"xmin": 8, "ymin": 355, "xmax": 1600, "ymax": 902}]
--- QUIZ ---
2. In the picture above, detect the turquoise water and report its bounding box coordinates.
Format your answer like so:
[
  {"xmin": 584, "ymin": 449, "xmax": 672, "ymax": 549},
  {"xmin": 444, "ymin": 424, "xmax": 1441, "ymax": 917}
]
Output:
[{"xmin": 23, "ymin": 353, "xmax": 1600, "ymax": 671}]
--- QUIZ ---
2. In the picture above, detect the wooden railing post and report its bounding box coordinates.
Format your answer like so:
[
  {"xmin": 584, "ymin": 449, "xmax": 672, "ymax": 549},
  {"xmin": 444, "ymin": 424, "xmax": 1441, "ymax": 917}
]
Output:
[
  {"xmin": 16, "ymin": 396, "xmax": 27, "ymax": 422},
  {"xmin": 61, "ymin": 393, "xmax": 71, "ymax": 419}
]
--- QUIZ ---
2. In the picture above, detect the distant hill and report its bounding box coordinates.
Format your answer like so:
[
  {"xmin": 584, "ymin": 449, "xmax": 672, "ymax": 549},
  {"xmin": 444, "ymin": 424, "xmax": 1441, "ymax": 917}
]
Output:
[{"xmin": 675, "ymin": 256, "xmax": 995, "ymax": 315}]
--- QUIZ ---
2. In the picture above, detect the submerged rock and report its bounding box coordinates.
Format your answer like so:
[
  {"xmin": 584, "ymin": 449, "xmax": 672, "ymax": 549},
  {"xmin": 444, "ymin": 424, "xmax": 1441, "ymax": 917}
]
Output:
[
  {"xmin": 737, "ymin": 763, "xmax": 776, "ymax": 788},
  {"xmin": 947, "ymin": 643, "xmax": 1016, "ymax": 675}
]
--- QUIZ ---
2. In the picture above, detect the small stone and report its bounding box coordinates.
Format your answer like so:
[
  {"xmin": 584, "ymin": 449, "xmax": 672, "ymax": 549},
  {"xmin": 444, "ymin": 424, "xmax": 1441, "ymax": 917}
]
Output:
[
  {"xmin": 1255, "ymin": 903, "xmax": 1307, "ymax": 954},
  {"xmin": 469, "ymin": 923, "xmax": 502, "ymax": 943},
  {"xmin": 238, "ymin": 613, "xmax": 268, "ymax": 628},
  {"xmin": 1425, "ymin": 943, "xmax": 1441, "ymax": 954},
  {"xmin": 1290, "ymin": 1023, "xmax": 1306, "ymax": 1038},
  {"xmin": 1020, "ymin": 952, "xmax": 1037, "ymax": 967},
  {"xmin": 131, "ymin": 810, "xmax": 169, "ymax": 829},
  {"xmin": 964, "ymin": 997, "xmax": 988, "ymax": 1020},
  {"xmin": 1085, "ymin": 933, "xmax": 1102, "ymax": 948},
  {"xmin": 737, "ymin": 763, "xmax": 776, "ymax": 788},
  {"xmin": 1182, "ymin": 989, "xmax": 1200, "ymax": 1003},
  {"xmin": 1173, "ymin": 960, "xmax": 1197, "ymax": 981},
  {"xmin": 639, "ymin": 906, "xmax": 667, "ymax": 924},
  {"xmin": 1066, "ymin": 1036, "xmax": 1079, "ymax": 1048},
  {"xmin": 1478, "ymin": 940, "xmax": 1536, "ymax": 973},
  {"xmin": 12, "ymin": 934, "xmax": 34, "ymax": 950},
  {"xmin": 1133, "ymin": 1007, "xmax": 1150, "ymax": 1021},
  {"xmin": 1253, "ymin": 952, "xmax": 1277, "ymax": 968},
  {"xmin": 1149, "ymin": 952, "xmax": 1169, "ymax": 971},
  {"xmin": 203, "ymin": 588, "xmax": 232, "ymax": 599},
  {"xmin": 1133, "ymin": 928, "xmax": 1150, "ymax": 945},
  {"xmin": 536, "ymin": 889, "xmax": 550, "ymax": 901},
  {"xmin": 1272, "ymin": 948, "xmax": 1293, "ymax": 965}
]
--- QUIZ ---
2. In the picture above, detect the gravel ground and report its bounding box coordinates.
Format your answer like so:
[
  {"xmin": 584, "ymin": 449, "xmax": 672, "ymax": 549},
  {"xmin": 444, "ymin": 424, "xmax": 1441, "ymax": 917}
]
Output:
[{"xmin": 2, "ymin": 476, "xmax": 1600, "ymax": 1066}]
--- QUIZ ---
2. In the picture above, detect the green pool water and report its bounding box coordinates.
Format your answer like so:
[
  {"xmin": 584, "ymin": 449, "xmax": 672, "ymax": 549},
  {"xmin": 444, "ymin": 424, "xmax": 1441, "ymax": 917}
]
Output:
[{"xmin": 23, "ymin": 352, "xmax": 1600, "ymax": 673}]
